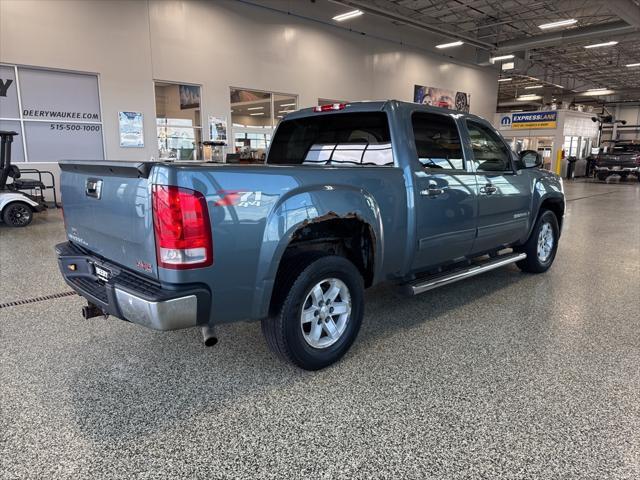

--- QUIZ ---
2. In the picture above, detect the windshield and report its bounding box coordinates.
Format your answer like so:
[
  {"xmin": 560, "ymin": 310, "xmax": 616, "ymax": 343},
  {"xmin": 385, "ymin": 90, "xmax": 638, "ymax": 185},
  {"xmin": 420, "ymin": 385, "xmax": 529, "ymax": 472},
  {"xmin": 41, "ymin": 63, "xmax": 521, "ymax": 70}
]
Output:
[{"xmin": 267, "ymin": 112, "xmax": 393, "ymax": 166}]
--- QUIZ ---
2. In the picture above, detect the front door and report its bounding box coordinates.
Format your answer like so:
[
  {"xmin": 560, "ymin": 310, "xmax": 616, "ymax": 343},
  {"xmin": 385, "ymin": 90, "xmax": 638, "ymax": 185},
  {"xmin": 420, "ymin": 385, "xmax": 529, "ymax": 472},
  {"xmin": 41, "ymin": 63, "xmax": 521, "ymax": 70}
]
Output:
[
  {"xmin": 410, "ymin": 112, "xmax": 477, "ymax": 271},
  {"xmin": 464, "ymin": 120, "xmax": 532, "ymax": 254}
]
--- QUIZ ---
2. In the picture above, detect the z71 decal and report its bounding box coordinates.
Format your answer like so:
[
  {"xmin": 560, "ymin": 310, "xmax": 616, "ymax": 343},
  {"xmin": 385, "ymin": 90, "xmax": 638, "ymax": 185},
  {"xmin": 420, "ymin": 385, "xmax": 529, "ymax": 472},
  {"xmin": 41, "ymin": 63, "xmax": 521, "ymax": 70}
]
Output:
[{"xmin": 214, "ymin": 190, "xmax": 263, "ymax": 207}]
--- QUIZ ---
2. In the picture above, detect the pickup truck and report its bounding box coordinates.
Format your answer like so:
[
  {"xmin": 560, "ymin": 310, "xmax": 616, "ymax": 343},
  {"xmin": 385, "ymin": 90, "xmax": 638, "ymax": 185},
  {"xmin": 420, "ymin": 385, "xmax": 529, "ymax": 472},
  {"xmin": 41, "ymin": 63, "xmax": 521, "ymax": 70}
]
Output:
[
  {"xmin": 594, "ymin": 142, "xmax": 640, "ymax": 181},
  {"xmin": 56, "ymin": 100, "xmax": 565, "ymax": 370}
]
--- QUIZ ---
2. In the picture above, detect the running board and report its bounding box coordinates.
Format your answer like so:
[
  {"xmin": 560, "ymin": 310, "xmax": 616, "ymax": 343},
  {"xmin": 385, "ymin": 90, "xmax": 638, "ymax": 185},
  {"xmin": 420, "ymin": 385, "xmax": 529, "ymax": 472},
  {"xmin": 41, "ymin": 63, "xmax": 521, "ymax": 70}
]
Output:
[{"xmin": 405, "ymin": 252, "xmax": 527, "ymax": 296}]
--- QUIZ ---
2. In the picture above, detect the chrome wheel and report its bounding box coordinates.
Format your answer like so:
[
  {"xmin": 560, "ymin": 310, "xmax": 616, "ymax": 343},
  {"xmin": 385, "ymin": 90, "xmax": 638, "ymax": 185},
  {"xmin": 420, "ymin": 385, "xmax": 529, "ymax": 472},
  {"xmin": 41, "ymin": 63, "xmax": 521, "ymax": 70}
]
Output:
[
  {"xmin": 300, "ymin": 278, "xmax": 352, "ymax": 349},
  {"xmin": 537, "ymin": 221, "xmax": 554, "ymax": 262}
]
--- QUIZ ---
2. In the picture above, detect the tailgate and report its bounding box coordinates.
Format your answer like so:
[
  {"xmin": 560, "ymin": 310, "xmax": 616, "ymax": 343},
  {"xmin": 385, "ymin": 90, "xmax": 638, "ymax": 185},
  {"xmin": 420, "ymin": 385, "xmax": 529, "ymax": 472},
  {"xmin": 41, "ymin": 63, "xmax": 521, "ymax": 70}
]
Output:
[{"xmin": 59, "ymin": 161, "xmax": 159, "ymax": 279}]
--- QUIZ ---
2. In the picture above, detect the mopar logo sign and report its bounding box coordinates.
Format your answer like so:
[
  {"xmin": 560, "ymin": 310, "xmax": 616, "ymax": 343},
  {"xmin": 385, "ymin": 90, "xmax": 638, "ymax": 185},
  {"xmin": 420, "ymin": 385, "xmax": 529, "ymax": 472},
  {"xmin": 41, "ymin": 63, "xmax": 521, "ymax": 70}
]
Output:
[{"xmin": 499, "ymin": 111, "xmax": 557, "ymax": 130}]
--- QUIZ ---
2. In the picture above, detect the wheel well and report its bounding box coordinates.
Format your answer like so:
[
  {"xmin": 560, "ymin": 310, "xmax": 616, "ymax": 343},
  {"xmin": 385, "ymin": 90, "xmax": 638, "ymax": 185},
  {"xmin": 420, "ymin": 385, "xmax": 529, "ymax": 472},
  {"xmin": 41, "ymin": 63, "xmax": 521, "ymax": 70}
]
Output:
[
  {"xmin": 540, "ymin": 197, "xmax": 564, "ymax": 230},
  {"xmin": 277, "ymin": 217, "xmax": 375, "ymax": 288}
]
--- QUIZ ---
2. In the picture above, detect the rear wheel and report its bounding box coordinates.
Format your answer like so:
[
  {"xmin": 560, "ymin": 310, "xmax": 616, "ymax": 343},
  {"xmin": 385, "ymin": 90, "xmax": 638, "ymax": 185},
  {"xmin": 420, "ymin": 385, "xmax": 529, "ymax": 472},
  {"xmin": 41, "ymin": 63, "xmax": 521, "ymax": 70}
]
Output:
[
  {"xmin": 596, "ymin": 172, "xmax": 608, "ymax": 181},
  {"xmin": 262, "ymin": 254, "xmax": 364, "ymax": 370},
  {"xmin": 2, "ymin": 201, "xmax": 33, "ymax": 227},
  {"xmin": 516, "ymin": 210, "xmax": 559, "ymax": 273}
]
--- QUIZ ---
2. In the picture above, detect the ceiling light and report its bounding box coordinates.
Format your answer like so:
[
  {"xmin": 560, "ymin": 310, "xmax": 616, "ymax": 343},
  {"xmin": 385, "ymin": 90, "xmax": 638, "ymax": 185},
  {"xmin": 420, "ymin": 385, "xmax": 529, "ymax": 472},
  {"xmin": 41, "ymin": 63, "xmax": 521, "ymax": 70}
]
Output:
[
  {"xmin": 584, "ymin": 41, "xmax": 618, "ymax": 49},
  {"xmin": 333, "ymin": 9, "xmax": 363, "ymax": 22},
  {"xmin": 498, "ymin": 78, "xmax": 512, "ymax": 82},
  {"xmin": 279, "ymin": 103, "xmax": 296, "ymax": 107},
  {"xmin": 517, "ymin": 94, "xmax": 542, "ymax": 101},
  {"xmin": 538, "ymin": 19, "xmax": 577, "ymax": 30},
  {"xmin": 436, "ymin": 40, "xmax": 463, "ymax": 49},
  {"xmin": 502, "ymin": 62, "xmax": 515, "ymax": 70},
  {"xmin": 524, "ymin": 85, "xmax": 543, "ymax": 89},
  {"xmin": 278, "ymin": 110, "xmax": 293, "ymax": 114},
  {"xmin": 581, "ymin": 88, "xmax": 615, "ymax": 96},
  {"xmin": 249, "ymin": 112, "xmax": 265, "ymax": 116},
  {"xmin": 490, "ymin": 54, "xmax": 514, "ymax": 63},
  {"xmin": 625, "ymin": 62, "xmax": 640, "ymax": 67},
  {"xmin": 247, "ymin": 106, "xmax": 264, "ymax": 111}
]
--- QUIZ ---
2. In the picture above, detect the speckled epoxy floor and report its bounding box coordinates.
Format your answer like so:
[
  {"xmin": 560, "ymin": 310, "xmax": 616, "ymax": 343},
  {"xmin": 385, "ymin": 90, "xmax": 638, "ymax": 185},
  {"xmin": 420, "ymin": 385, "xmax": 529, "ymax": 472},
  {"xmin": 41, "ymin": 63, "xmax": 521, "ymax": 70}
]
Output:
[{"xmin": 1, "ymin": 181, "xmax": 639, "ymax": 479}]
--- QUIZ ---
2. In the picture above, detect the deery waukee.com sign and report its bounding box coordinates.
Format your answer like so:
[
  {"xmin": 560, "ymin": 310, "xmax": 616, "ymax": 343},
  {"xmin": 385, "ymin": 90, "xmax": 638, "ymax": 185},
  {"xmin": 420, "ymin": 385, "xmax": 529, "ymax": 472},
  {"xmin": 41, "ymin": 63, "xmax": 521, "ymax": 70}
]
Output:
[{"xmin": 500, "ymin": 111, "xmax": 557, "ymax": 130}]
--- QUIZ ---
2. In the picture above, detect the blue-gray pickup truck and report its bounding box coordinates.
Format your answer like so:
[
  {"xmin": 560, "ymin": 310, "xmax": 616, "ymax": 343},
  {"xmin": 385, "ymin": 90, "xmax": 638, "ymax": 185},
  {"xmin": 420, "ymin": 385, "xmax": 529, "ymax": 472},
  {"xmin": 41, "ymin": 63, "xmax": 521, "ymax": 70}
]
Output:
[{"xmin": 56, "ymin": 100, "xmax": 565, "ymax": 370}]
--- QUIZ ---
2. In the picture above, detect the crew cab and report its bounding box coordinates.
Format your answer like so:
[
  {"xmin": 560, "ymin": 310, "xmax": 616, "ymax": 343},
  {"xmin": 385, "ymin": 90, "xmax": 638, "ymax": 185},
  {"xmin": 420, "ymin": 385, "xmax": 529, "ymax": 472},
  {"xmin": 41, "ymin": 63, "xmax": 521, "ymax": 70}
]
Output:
[
  {"xmin": 594, "ymin": 142, "xmax": 640, "ymax": 181},
  {"xmin": 56, "ymin": 101, "xmax": 565, "ymax": 370}
]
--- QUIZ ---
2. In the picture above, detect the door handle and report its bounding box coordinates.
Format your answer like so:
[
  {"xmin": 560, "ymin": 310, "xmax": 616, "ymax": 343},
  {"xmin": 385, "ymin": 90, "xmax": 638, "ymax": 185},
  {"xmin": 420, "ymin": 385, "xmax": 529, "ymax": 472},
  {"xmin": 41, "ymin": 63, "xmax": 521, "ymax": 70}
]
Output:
[
  {"xmin": 420, "ymin": 185, "xmax": 445, "ymax": 197},
  {"xmin": 481, "ymin": 183, "xmax": 497, "ymax": 195}
]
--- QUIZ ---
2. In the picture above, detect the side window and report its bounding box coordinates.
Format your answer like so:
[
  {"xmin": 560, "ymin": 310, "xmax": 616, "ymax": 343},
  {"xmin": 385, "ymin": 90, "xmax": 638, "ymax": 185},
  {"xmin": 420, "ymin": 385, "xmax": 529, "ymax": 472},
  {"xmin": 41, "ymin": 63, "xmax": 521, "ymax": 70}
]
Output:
[
  {"xmin": 466, "ymin": 121, "xmax": 512, "ymax": 172},
  {"xmin": 411, "ymin": 112, "xmax": 464, "ymax": 170}
]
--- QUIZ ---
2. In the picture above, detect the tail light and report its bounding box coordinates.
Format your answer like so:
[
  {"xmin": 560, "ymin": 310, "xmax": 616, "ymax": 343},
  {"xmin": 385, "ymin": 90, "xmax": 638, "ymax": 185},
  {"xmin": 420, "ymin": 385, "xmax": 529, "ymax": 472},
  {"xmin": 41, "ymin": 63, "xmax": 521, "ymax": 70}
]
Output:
[
  {"xmin": 313, "ymin": 103, "xmax": 347, "ymax": 112},
  {"xmin": 152, "ymin": 185, "xmax": 213, "ymax": 269}
]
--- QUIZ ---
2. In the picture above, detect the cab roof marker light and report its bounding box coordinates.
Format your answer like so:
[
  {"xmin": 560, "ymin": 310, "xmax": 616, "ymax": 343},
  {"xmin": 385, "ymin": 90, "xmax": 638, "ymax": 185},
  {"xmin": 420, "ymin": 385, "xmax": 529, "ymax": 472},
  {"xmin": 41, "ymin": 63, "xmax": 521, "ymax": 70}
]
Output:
[
  {"xmin": 436, "ymin": 40, "xmax": 463, "ymax": 49},
  {"xmin": 585, "ymin": 41, "xmax": 618, "ymax": 49},
  {"xmin": 332, "ymin": 9, "xmax": 363, "ymax": 22},
  {"xmin": 538, "ymin": 19, "xmax": 577, "ymax": 29},
  {"xmin": 313, "ymin": 103, "xmax": 347, "ymax": 112},
  {"xmin": 490, "ymin": 54, "xmax": 514, "ymax": 63}
]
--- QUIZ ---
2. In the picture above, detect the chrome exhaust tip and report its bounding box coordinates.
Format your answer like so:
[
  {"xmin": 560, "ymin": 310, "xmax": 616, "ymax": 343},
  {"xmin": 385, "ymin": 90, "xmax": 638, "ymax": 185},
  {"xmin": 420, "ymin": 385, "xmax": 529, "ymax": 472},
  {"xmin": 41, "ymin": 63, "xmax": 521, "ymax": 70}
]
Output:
[{"xmin": 201, "ymin": 325, "xmax": 218, "ymax": 347}]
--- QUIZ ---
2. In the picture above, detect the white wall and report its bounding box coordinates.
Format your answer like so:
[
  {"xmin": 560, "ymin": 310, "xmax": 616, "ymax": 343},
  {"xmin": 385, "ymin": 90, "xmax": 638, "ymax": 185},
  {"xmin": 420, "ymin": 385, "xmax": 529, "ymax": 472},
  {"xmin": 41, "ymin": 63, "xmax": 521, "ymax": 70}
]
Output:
[{"xmin": 1, "ymin": 0, "xmax": 498, "ymax": 185}]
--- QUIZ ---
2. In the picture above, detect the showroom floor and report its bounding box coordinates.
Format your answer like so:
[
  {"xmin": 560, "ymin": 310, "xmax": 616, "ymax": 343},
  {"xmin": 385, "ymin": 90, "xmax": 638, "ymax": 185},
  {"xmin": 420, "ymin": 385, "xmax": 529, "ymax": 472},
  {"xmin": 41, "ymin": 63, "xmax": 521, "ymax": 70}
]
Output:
[{"xmin": 1, "ymin": 180, "xmax": 639, "ymax": 479}]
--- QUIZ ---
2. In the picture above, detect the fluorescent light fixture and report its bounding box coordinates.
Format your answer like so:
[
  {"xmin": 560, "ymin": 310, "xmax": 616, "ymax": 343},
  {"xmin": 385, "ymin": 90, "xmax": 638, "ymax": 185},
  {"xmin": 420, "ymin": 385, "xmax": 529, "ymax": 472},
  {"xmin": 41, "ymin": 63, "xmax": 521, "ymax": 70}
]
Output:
[
  {"xmin": 584, "ymin": 41, "xmax": 618, "ymax": 49},
  {"xmin": 498, "ymin": 78, "xmax": 512, "ymax": 82},
  {"xmin": 247, "ymin": 106, "xmax": 264, "ymax": 111},
  {"xmin": 517, "ymin": 94, "xmax": 542, "ymax": 101},
  {"xmin": 490, "ymin": 54, "xmax": 514, "ymax": 63},
  {"xmin": 626, "ymin": 62, "xmax": 640, "ymax": 67},
  {"xmin": 502, "ymin": 62, "xmax": 515, "ymax": 70},
  {"xmin": 436, "ymin": 40, "xmax": 463, "ymax": 49},
  {"xmin": 538, "ymin": 19, "xmax": 577, "ymax": 30},
  {"xmin": 333, "ymin": 9, "xmax": 363, "ymax": 22},
  {"xmin": 581, "ymin": 88, "xmax": 615, "ymax": 96},
  {"xmin": 279, "ymin": 103, "xmax": 296, "ymax": 107},
  {"xmin": 278, "ymin": 110, "xmax": 293, "ymax": 114},
  {"xmin": 249, "ymin": 112, "xmax": 264, "ymax": 116},
  {"xmin": 524, "ymin": 85, "xmax": 543, "ymax": 89}
]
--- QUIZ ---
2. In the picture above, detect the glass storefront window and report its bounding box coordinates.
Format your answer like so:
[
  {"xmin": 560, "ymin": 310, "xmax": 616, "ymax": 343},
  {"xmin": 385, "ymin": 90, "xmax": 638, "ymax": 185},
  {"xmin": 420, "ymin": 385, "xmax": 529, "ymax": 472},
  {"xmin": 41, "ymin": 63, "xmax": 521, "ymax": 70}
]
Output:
[
  {"xmin": 230, "ymin": 88, "xmax": 297, "ymax": 162},
  {"xmin": 155, "ymin": 82, "xmax": 202, "ymax": 160}
]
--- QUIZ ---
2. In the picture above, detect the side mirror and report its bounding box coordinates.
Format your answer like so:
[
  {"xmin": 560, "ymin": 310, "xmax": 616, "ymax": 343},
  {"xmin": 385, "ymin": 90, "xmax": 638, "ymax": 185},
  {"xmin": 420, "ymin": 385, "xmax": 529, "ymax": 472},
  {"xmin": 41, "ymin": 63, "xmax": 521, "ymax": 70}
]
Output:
[{"xmin": 519, "ymin": 150, "xmax": 543, "ymax": 169}]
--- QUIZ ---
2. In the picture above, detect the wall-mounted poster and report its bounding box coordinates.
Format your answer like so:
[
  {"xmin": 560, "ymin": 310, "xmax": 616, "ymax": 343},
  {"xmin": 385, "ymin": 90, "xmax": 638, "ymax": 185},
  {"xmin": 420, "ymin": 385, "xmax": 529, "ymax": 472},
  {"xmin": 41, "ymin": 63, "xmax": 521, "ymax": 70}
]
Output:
[
  {"xmin": 413, "ymin": 85, "xmax": 471, "ymax": 113},
  {"xmin": 208, "ymin": 115, "xmax": 228, "ymax": 144},
  {"xmin": 179, "ymin": 85, "xmax": 200, "ymax": 110},
  {"xmin": 118, "ymin": 111, "xmax": 144, "ymax": 148}
]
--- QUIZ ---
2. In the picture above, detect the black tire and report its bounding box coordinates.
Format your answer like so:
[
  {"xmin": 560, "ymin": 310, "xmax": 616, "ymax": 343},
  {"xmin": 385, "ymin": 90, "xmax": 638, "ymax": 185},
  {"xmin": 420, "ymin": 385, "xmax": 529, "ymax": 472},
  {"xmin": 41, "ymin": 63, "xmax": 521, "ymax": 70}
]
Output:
[
  {"xmin": 262, "ymin": 254, "xmax": 364, "ymax": 370},
  {"xmin": 597, "ymin": 172, "xmax": 608, "ymax": 181},
  {"xmin": 2, "ymin": 201, "xmax": 33, "ymax": 227},
  {"xmin": 515, "ymin": 210, "xmax": 559, "ymax": 273}
]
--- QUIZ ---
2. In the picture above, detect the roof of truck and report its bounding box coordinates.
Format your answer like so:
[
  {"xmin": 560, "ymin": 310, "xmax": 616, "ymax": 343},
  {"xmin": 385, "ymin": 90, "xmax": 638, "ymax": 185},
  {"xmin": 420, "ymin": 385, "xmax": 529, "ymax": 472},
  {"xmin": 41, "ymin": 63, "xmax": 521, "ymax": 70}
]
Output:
[{"xmin": 284, "ymin": 99, "xmax": 485, "ymax": 123}]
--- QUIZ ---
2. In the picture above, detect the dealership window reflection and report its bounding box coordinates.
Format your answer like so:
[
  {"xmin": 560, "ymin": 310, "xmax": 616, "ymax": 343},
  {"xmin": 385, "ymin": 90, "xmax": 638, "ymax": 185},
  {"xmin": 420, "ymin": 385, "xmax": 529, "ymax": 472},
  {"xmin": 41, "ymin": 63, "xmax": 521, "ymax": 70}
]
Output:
[{"xmin": 155, "ymin": 82, "xmax": 202, "ymax": 160}]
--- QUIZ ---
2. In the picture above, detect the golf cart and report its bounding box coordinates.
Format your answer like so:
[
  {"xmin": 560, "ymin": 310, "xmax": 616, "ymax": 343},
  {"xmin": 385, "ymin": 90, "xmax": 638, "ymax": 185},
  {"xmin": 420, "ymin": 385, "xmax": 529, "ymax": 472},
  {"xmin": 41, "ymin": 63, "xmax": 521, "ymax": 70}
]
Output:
[{"xmin": 0, "ymin": 130, "xmax": 51, "ymax": 227}]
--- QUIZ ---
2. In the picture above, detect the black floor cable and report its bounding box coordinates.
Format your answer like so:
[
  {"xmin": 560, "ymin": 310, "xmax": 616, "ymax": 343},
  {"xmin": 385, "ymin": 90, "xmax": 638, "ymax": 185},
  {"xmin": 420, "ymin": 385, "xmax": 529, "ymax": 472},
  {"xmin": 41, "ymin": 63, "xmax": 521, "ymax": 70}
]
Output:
[{"xmin": 0, "ymin": 291, "xmax": 77, "ymax": 309}]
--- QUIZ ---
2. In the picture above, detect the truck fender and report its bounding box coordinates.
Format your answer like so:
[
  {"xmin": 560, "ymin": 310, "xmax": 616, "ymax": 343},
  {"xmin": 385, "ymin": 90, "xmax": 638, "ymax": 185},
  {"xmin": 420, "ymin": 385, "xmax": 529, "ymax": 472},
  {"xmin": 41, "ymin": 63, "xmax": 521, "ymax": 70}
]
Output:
[
  {"xmin": 522, "ymin": 176, "xmax": 565, "ymax": 242},
  {"xmin": 251, "ymin": 184, "xmax": 384, "ymax": 319}
]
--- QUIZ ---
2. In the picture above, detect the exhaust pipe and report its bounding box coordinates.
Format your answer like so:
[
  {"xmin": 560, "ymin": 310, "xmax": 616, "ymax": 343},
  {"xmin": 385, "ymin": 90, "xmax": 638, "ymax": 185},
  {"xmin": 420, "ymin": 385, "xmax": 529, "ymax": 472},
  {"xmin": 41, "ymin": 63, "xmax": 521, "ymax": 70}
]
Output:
[
  {"xmin": 82, "ymin": 302, "xmax": 105, "ymax": 319},
  {"xmin": 201, "ymin": 324, "xmax": 218, "ymax": 347}
]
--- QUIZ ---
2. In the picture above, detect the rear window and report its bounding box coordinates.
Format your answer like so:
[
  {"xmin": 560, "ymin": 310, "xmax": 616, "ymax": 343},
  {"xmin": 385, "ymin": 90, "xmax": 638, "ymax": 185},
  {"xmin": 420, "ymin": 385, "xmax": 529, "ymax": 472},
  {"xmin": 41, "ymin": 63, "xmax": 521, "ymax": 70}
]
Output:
[{"xmin": 267, "ymin": 112, "xmax": 393, "ymax": 166}]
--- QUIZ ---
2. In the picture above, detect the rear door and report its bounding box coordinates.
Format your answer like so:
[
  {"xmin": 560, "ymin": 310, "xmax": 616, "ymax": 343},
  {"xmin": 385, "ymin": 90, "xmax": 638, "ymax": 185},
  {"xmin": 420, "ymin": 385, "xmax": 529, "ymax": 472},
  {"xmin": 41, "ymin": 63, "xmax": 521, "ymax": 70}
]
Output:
[
  {"xmin": 410, "ymin": 111, "xmax": 477, "ymax": 271},
  {"xmin": 464, "ymin": 120, "xmax": 532, "ymax": 253}
]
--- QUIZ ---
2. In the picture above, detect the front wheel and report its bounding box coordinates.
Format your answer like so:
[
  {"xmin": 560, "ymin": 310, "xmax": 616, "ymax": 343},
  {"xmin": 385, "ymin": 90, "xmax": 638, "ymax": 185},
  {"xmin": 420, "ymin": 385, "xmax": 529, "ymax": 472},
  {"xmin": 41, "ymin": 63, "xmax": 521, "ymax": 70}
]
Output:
[
  {"xmin": 516, "ymin": 210, "xmax": 560, "ymax": 273},
  {"xmin": 2, "ymin": 201, "xmax": 33, "ymax": 227},
  {"xmin": 262, "ymin": 255, "xmax": 364, "ymax": 370}
]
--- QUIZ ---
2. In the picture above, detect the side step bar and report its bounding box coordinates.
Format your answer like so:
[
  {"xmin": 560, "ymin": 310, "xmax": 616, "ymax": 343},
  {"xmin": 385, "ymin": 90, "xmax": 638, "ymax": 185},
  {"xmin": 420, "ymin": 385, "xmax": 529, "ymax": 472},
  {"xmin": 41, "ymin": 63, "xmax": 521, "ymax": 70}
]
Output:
[{"xmin": 405, "ymin": 252, "xmax": 527, "ymax": 296}]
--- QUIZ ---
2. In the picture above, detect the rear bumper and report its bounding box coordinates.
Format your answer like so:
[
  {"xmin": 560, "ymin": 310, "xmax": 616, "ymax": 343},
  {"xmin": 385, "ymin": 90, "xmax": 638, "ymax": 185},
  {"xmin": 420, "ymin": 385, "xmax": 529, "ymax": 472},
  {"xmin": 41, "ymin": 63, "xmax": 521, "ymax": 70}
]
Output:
[
  {"xmin": 594, "ymin": 166, "xmax": 639, "ymax": 174},
  {"xmin": 55, "ymin": 242, "xmax": 211, "ymax": 330}
]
